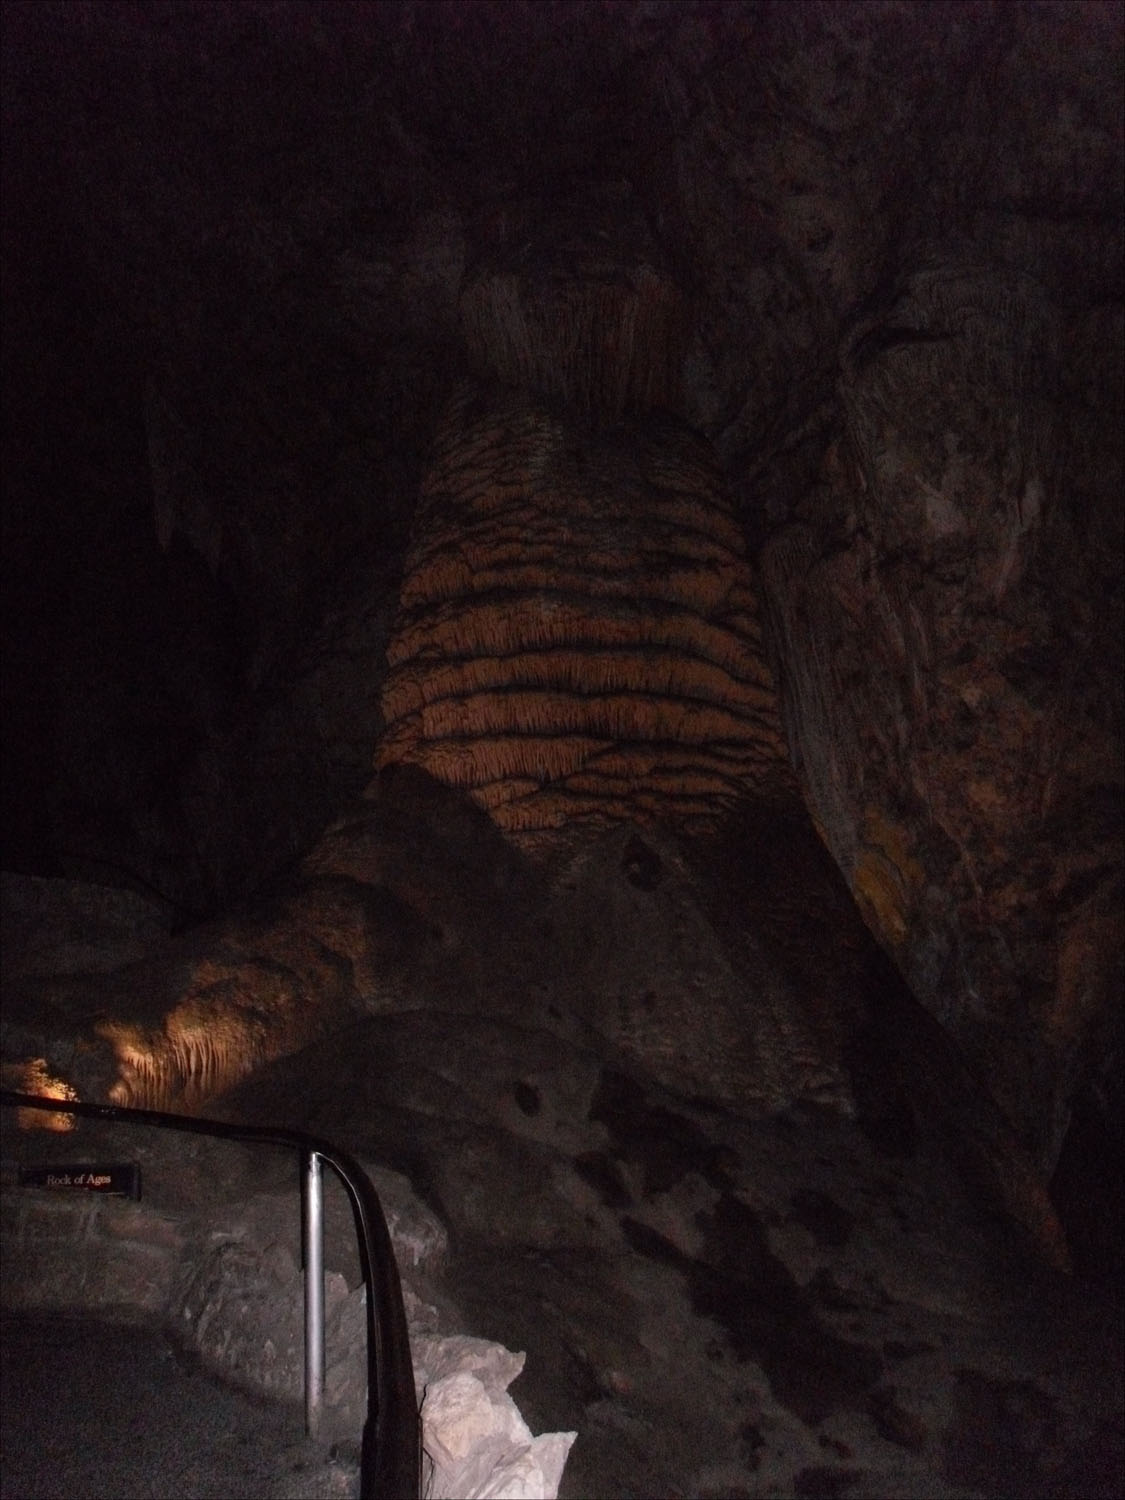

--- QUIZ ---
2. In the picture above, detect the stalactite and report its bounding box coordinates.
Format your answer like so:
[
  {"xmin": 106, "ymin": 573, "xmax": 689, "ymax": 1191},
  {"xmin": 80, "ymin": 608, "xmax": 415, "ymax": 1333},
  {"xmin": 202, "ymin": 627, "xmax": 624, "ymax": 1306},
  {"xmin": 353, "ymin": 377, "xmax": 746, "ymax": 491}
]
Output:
[
  {"xmin": 459, "ymin": 267, "xmax": 684, "ymax": 425},
  {"xmin": 458, "ymin": 181, "xmax": 685, "ymax": 427}
]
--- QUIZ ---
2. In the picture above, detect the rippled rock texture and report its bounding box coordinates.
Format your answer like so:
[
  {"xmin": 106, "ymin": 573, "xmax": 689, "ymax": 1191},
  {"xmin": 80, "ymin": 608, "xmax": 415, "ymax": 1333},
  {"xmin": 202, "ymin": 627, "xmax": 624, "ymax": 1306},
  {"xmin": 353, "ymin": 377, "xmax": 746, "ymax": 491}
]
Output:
[
  {"xmin": 377, "ymin": 384, "xmax": 795, "ymax": 841},
  {"xmin": 1, "ymin": 5, "xmax": 1121, "ymax": 1492}
]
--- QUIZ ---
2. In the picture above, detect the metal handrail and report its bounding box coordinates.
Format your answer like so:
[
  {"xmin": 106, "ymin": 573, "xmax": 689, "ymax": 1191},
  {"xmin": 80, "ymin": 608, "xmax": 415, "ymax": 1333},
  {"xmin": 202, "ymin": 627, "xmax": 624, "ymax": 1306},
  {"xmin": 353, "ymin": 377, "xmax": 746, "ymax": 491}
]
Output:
[{"xmin": 0, "ymin": 1088, "xmax": 421, "ymax": 1500}]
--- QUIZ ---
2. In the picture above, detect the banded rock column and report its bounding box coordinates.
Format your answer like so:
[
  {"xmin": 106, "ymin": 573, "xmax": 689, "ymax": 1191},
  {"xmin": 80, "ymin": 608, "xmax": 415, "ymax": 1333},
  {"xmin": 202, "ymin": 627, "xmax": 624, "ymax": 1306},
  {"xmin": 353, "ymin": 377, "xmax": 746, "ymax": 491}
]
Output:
[
  {"xmin": 376, "ymin": 179, "xmax": 796, "ymax": 844},
  {"xmin": 375, "ymin": 383, "xmax": 796, "ymax": 847}
]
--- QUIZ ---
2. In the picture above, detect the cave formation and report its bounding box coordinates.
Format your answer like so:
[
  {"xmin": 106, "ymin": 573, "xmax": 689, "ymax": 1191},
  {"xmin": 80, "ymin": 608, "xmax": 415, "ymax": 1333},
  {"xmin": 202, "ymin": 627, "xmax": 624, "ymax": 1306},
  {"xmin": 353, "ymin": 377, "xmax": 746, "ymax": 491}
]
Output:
[{"xmin": 1, "ymin": 4, "xmax": 1122, "ymax": 1497}]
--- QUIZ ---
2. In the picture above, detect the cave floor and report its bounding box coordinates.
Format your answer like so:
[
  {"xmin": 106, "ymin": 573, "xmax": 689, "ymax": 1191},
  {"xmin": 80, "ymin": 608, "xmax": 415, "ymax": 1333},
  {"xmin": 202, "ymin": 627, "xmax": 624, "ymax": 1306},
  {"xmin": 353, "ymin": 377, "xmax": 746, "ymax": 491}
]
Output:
[
  {"xmin": 0, "ymin": 1313, "xmax": 355, "ymax": 1500},
  {"xmin": 213, "ymin": 1011, "xmax": 1124, "ymax": 1500}
]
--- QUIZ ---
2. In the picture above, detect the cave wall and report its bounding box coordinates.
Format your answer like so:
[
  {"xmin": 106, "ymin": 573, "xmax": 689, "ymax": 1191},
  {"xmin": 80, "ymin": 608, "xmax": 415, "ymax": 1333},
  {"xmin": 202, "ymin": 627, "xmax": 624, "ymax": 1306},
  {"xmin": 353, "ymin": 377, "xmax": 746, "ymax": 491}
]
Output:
[
  {"xmin": 2, "ymin": 1, "xmax": 1121, "ymax": 1200},
  {"xmin": 760, "ymin": 259, "xmax": 1123, "ymax": 1171}
]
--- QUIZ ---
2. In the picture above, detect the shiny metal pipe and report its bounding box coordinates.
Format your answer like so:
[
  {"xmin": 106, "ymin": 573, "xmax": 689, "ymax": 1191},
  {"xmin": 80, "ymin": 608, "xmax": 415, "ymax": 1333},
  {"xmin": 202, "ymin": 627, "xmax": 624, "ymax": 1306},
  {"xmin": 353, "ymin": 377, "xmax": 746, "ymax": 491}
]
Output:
[{"xmin": 303, "ymin": 1149, "xmax": 325, "ymax": 1437}]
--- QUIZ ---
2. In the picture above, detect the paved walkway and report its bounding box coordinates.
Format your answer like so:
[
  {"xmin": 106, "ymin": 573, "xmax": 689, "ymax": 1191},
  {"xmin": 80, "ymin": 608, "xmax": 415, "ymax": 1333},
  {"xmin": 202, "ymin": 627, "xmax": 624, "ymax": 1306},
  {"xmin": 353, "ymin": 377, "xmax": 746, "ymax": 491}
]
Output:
[{"xmin": 0, "ymin": 1315, "xmax": 358, "ymax": 1499}]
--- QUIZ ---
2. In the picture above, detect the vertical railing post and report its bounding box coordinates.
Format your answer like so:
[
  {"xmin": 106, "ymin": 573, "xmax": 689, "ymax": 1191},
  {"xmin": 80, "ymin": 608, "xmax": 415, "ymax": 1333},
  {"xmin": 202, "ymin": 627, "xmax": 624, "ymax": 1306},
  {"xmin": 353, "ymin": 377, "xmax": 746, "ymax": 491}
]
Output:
[{"xmin": 303, "ymin": 1148, "xmax": 325, "ymax": 1437}]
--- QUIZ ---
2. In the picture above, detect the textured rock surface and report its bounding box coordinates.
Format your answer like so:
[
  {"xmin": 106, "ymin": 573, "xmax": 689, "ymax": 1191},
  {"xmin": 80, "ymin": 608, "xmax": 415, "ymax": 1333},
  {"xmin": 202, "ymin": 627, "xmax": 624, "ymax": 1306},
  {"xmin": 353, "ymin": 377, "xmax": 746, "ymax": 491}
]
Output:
[
  {"xmin": 4, "ymin": 769, "xmax": 1067, "ymax": 1272},
  {"xmin": 377, "ymin": 383, "xmax": 794, "ymax": 842},
  {"xmin": 458, "ymin": 180, "xmax": 685, "ymax": 424},
  {"xmin": 759, "ymin": 257, "xmax": 1124, "ymax": 1178},
  {"xmin": 2, "ymin": 775, "xmax": 1119, "ymax": 1497},
  {"xmin": 1, "ymin": 5, "xmax": 1122, "ymax": 1491},
  {"xmin": 1, "ymin": 873, "xmax": 174, "ymax": 980},
  {"xmin": 3, "ymin": 6, "xmax": 1119, "ymax": 1192},
  {"xmin": 211, "ymin": 1011, "xmax": 1120, "ymax": 1500}
]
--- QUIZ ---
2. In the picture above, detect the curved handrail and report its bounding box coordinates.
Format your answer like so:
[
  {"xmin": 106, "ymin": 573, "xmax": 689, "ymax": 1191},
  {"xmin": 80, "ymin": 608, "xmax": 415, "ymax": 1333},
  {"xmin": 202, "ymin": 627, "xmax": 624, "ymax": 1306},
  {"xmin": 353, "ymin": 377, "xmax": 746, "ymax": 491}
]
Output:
[{"xmin": 0, "ymin": 1089, "xmax": 420, "ymax": 1500}]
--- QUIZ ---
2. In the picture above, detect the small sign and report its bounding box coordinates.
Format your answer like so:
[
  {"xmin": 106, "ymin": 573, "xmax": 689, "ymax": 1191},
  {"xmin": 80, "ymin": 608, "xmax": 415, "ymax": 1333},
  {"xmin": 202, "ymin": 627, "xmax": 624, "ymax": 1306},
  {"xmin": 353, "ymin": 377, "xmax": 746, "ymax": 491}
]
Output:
[{"xmin": 20, "ymin": 1163, "xmax": 142, "ymax": 1200}]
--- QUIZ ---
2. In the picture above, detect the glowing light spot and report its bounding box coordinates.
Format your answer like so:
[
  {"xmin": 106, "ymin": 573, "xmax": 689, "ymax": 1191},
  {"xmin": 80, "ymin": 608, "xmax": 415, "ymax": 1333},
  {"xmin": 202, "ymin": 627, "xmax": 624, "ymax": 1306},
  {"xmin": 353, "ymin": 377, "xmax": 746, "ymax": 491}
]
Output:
[{"xmin": 2, "ymin": 1058, "xmax": 79, "ymax": 1131}]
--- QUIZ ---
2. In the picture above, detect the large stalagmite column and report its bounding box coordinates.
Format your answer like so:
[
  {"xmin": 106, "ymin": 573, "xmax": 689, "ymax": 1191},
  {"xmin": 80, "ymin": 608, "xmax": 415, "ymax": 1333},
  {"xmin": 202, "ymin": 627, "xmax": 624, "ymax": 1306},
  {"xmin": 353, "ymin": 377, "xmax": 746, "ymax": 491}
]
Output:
[
  {"xmin": 375, "ymin": 384, "xmax": 796, "ymax": 845},
  {"xmin": 375, "ymin": 185, "xmax": 797, "ymax": 847}
]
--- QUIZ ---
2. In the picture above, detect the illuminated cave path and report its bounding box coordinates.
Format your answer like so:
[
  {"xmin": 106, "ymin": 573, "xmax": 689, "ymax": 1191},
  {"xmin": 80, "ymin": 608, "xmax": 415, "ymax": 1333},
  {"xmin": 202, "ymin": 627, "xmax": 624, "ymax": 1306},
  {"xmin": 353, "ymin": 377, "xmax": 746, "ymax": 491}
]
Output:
[{"xmin": 0, "ymin": 1313, "xmax": 353, "ymax": 1500}]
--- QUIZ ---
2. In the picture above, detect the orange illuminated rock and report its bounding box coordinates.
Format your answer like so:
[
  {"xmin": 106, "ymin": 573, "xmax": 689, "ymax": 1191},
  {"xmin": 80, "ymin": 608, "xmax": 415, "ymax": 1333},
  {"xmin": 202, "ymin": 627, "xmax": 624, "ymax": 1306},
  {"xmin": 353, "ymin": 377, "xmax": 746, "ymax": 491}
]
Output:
[{"xmin": 375, "ymin": 383, "xmax": 797, "ymax": 845}]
